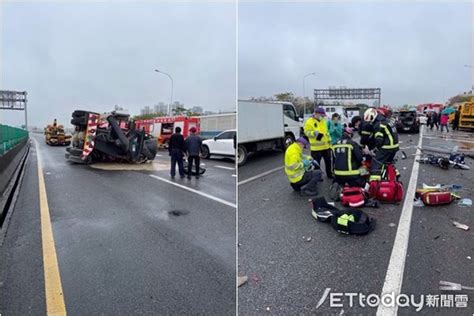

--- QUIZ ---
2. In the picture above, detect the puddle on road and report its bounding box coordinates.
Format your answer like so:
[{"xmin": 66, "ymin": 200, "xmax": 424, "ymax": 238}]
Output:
[{"xmin": 89, "ymin": 160, "xmax": 169, "ymax": 171}]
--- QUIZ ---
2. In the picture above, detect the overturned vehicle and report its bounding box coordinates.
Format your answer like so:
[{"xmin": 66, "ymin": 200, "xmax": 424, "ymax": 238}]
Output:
[{"xmin": 66, "ymin": 110, "xmax": 157, "ymax": 164}]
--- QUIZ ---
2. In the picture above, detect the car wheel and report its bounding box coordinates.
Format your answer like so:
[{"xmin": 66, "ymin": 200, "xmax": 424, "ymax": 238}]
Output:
[
  {"xmin": 238, "ymin": 145, "xmax": 248, "ymax": 166},
  {"xmin": 201, "ymin": 145, "xmax": 211, "ymax": 159}
]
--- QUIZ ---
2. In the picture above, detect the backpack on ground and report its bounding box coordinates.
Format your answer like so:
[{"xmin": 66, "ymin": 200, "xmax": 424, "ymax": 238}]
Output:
[
  {"xmin": 416, "ymin": 190, "xmax": 460, "ymax": 206},
  {"xmin": 369, "ymin": 164, "xmax": 404, "ymax": 203},
  {"xmin": 330, "ymin": 209, "xmax": 376, "ymax": 235},
  {"xmin": 311, "ymin": 197, "xmax": 376, "ymax": 235},
  {"xmin": 341, "ymin": 186, "xmax": 365, "ymax": 207}
]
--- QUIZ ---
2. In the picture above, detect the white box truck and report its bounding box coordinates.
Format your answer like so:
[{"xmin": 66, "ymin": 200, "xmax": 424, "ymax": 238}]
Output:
[
  {"xmin": 199, "ymin": 112, "xmax": 236, "ymax": 139},
  {"xmin": 238, "ymin": 100, "xmax": 300, "ymax": 166}
]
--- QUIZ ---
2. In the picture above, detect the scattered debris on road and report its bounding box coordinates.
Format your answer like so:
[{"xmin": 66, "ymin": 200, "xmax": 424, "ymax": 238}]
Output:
[
  {"xmin": 452, "ymin": 221, "xmax": 469, "ymax": 231},
  {"xmin": 439, "ymin": 280, "xmax": 474, "ymax": 291},
  {"xmin": 458, "ymin": 198, "xmax": 472, "ymax": 207},
  {"xmin": 238, "ymin": 276, "xmax": 248, "ymax": 287}
]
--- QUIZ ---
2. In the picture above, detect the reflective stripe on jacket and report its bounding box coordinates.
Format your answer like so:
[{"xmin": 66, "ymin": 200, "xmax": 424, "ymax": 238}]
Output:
[
  {"xmin": 304, "ymin": 117, "xmax": 331, "ymax": 151},
  {"xmin": 284, "ymin": 142, "xmax": 306, "ymax": 183},
  {"xmin": 332, "ymin": 138, "xmax": 363, "ymax": 176},
  {"xmin": 373, "ymin": 115, "xmax": 399, "ymax": 150}
]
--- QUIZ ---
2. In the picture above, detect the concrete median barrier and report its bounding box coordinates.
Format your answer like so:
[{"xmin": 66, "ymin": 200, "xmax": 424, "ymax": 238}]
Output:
[{"xmin": 0, "ymin": 138, "xmax": 30, "ymax": 228}]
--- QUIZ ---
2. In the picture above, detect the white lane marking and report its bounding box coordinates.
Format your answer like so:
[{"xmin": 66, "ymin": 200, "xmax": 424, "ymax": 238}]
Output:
[
  {"xmin": 214, "ymin": 165, "xmax": 235, "ymax": 171},
  {"xmin": 376, "ymin": 125, "xmax": 424, "ymax": 316},
  {"xmin": 149, "ymin": 174, "xmax": 236, "ymax": 208},
  {"xmin": 238, "ymin": 166, "xmax": 284, "ymax": 186}
]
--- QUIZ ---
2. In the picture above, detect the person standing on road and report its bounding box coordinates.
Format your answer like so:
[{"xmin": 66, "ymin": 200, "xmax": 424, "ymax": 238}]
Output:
[
  {"xmin": 284, "ymin": 137, "xmax": 322, "ymax": 196},
  {"xmin": 432, "ymin": 111, "xmax": 439, "ymax": 131},
  {"xmin": 328, "ymin": 113, "xmax": 343, "ymax": 145},
  {"xmin": 168, "ymin": 126, "xmax": 186, "ymax": 179},
  {"xmin": 427, "ymin": 112, "xmax": 433, "ymax": 130},
  {"xmin": 304, "ymin": 106, "xmax": 333, "ymax": 179},
  {"xmin": 440, "ymin": 113, "xmax": 449, "ymax": 133},
  {"xmin": 452, "ymin": 109, "xmax": 460, "ymax": 131},
  {"xmin": 364, "ymin": 107, "xmax": 399, "ymax": 182},
  {"xmin": 185, "ymin": 127, "xmax": 203, "ymax": 179}
]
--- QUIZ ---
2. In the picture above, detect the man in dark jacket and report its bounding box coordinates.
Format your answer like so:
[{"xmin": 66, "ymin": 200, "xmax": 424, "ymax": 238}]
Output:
[
  {"xmin": 168, "ymin": 127, "xmax": 186, "ymax": 179},
  {"xmin": 453, "ymin": 109, "xmax": 460, "ymax": 131},
  {"xmin": 185, "ymin": 127, "xmax": 202, "ymax": 179},
  {"xmin": 432, "ymin": 111, "xmax": 439, "ymax": 131},
  {"xmin": 333, "ymin": 127, "xmax": 365, "ymax": 187},
  {"xmin": 365, "ymin": 108, "xmax": 399, "ymax": 182}
]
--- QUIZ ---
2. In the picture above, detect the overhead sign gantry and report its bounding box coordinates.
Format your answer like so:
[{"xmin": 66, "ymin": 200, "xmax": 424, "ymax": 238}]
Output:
[
  {"xmin": 0, "ymin": 90, "xmax": 28, "ymax": 129},
  {"xmin": 314, "ymin": 87, "xmax": 381, "ymax": 107}
]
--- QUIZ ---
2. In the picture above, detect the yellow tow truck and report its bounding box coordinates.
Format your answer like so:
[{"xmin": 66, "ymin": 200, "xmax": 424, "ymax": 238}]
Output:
[
  {"xmin": 458, "ymin": 98, "xmax": 474, "ymax": 130},
  {"xmin": 44, "ymin": 119, "xmax": 72, "ymax": 146}
]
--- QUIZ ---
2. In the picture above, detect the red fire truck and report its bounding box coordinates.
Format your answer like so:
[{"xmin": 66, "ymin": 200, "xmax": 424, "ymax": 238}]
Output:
[
  {"xmin": 417, "ymin": 103, "xmax": 444, "ymax": 114},
  {"xmin": 135, "ymin": 116, "xmax": 200, "ymax": 148}
]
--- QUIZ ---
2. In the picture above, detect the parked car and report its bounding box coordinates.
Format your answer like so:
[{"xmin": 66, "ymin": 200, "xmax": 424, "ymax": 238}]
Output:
[
  {"xmin": 201, "ymin": 129, "xmax": 236, "ymax": 159},
  {"xmin": 396, "ymin": 110, "xmax": 420, "ymax": 133}
]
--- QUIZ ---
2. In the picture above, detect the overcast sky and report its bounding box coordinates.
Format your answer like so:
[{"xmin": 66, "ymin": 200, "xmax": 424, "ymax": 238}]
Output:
[
  {"xmin": 1, "ymin": 2, "xmax": 236, "ymax": 128},
  {"xmin": 239, "ymin": 2, "xmax": 473, "ymax": 107}
]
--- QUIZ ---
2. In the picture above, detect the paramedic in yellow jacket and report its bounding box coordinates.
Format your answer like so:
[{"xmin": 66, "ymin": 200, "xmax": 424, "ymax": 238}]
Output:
[
  {"xmin": 285, "ymin": 137, "xmax": 322, "ymax": 196},
  {"xmin": 304, "ymin": 106, "xmax": 333, "ymax": 179}
]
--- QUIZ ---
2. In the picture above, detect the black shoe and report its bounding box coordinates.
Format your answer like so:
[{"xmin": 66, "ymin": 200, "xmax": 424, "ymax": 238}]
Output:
[
  {"xmin": 301, "ymin": 189, "xmax": 318, "ymax": 197},
  {"xmin": 180, "ymin": 175, "xmax": 185, "ymax": 179}
]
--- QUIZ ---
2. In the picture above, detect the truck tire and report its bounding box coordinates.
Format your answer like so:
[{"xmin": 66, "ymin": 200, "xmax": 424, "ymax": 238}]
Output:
[
  {"xmin": 72, "ymin": 110, "xmax": 89, "ymax": 118},
  {"xmin": 201, "ymin": 145, "xmax": 211, "ymax": 159},
  {"xmin": 283, "ymin": 133, "xmax": 295, "ymax": 149},
  {"xmin": 238, "ymin": 145, "xmax": 248, "ymax": 166},
  {"xmin": 71, "ymin": 116, "xmax": 87, "ymax": 126}
]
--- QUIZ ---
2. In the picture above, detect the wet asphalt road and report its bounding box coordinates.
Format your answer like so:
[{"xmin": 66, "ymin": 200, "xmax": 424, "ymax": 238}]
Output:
[
  {"xmin": 0, "ymin": 133, "xmax": 236, "ymax": 315},
  {"xmin": 238, "ymin": 127, "xmax": 473, "ymax": 315}
]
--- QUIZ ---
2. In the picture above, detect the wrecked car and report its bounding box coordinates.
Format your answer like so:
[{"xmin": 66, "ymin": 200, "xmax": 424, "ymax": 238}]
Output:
[{"xmin": 66, "ymin": 110, "xmax": 157, "ymax": 164}]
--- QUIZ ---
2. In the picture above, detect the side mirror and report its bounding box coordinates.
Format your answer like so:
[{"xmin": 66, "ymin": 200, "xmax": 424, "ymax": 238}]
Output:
[{"xmin": 213, "ymin": 137, "xmax": 217, "ymax": 141}]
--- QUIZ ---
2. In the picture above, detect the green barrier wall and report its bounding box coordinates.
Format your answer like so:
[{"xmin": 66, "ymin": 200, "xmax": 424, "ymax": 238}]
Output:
[{"xmin": 0, "ymin": 124, "xmax": 29, "ymax": 156}]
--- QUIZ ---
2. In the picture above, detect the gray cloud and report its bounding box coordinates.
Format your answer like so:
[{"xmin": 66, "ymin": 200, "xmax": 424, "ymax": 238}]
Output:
[
  {"xmin": 1, "ymin": 2, "xmax": 236, "ymax": 128},
  {"xmin": 238, "ymin": 2, "xmax": 473, "ymax": 107}
]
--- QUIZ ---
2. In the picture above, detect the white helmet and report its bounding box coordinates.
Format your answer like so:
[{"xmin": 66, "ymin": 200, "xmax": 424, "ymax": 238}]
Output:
[{"xmin": 364, "ymin": 108, "xmax": 378, "ymax": 123}]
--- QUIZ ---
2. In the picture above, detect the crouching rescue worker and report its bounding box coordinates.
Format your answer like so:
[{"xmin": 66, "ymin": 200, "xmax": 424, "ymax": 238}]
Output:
[
  {"xmin": 285, "ymin": 137, "xmax": 322, "ymax": 196},
  {"xmin": 364, "ymin": 107, "xmax": 399, "ymax": 182},
  {"xmin": 332, "ymin": 127, "xmax": 366, "ymax": 187},
  {"xmin": 304, "ymin": 106, "xmax": 333, "ymax": 179}
]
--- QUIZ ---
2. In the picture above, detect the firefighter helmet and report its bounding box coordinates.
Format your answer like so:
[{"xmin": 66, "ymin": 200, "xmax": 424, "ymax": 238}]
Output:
[{"xmin": 364, "ymin": 108, "xmax": 378, "ymax": 123}]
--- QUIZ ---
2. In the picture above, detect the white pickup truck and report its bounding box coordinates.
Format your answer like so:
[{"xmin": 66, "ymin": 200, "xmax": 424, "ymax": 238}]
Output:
[{"xmin": 237, "ymin": 100, "xmax": 300, "ymax": 166}]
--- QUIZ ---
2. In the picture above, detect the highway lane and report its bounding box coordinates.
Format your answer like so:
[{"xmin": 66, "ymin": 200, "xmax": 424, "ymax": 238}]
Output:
[
  {"xmin": 0, "ymin": 134, "xmax": 236, "ymax": 315},
  {"xmin": 400, "ymin": 128, "xmax": 474, "ymax": 315},
  {"xmin": 237, "ymin": 133, "xmax": 424, "ymax": 314}
]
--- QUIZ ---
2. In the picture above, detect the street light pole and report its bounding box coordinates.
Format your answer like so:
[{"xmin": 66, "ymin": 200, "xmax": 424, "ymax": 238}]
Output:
[
  {"xmin": 154, "ymin": 69, "xmax": 174, "ymax": 116},
  {"xmin": 464, "ymin": 65, "xmax": 473, "ymax": 93},
  {"xmin": 303, "ymin": 72, "xmax": 316, "ymax": 115}
]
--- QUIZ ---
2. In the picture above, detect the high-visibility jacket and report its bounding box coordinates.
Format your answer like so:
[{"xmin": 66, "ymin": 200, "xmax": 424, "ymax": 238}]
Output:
[
  {"xmin": 284, "ymin": 142, "xmax": 310, "ymax": 183},
  {"xmin": 332, "ymin": 138, "xmax": 363, "ymax": 176},
  {"xmin": 304, "ymin": 117, "xmax": 331, "ymax": 151},
  {"xmin": 373, "ymin": 114, "xmax": 399, "ymax": 150}
]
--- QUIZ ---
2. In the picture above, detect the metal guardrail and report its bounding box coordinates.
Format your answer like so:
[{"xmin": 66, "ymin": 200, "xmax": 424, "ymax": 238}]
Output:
[{"xmin": 0, "ymin": 124, "xmax": 29, "ymax": 156}]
